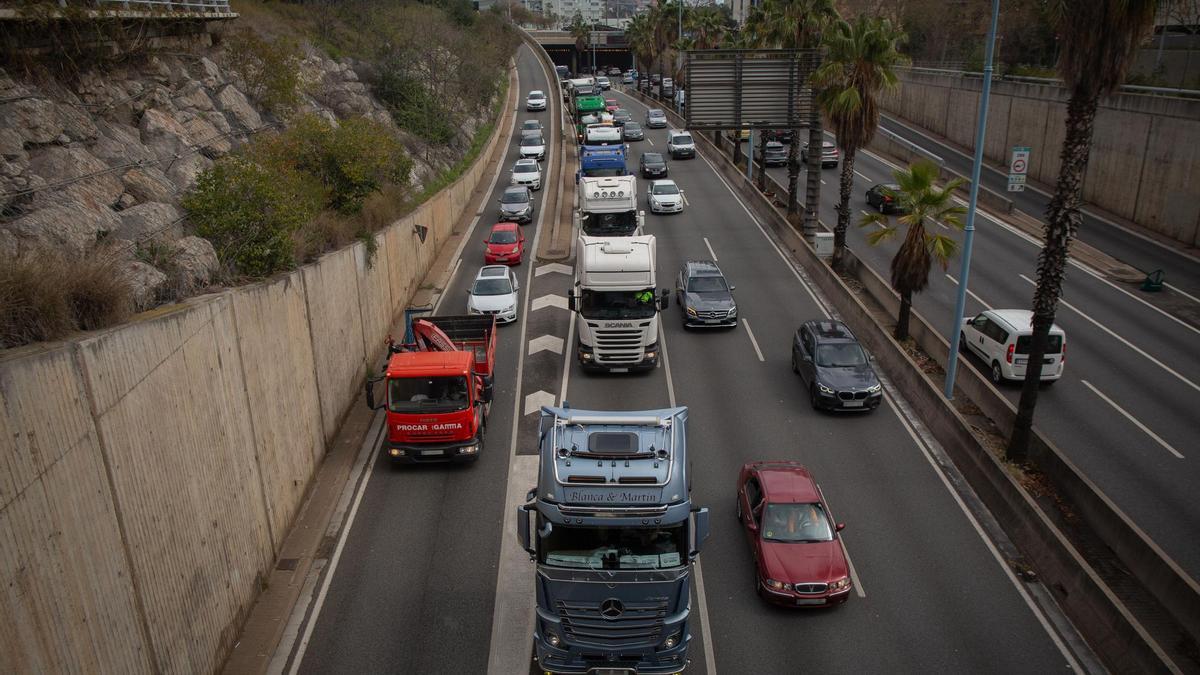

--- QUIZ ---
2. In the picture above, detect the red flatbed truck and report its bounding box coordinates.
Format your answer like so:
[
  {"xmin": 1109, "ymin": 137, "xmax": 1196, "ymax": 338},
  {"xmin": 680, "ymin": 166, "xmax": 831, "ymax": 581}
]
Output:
[{"xmin": 365, "ymin": 315, "xmax": 496, "ymax": 464}]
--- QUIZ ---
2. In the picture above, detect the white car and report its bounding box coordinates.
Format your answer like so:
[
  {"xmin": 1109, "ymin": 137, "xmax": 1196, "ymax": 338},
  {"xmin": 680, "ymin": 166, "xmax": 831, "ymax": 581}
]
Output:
[
  {"xmin": 666, "ymin": 129, "xmax": 695, "ymax": 159},
  {"xmin": 584, "ymin": 124, "xmax": 623, "ymax": 146},
  {"xmin": 960, "ymin": 309, "xmax": 1066, "ymax": 385},
  {"xmin": 468, "ymin": 265, "xmax": 520, "ymax": 324},
  {"xmin": 596, "ymin": 76, "xmax": 611, "ymax": 90},
  {"xmin": 519, "ymin": 134, "xmax": 546, "ymax": 160},
  {"xmin": 510, "ymin": 158, "xmax": 542, "ymax": 190},
  {"xmin": 526, "ymin": 90, "xmax": 547, "ymax": 111},
  {"xmin": 648, "ymin": 179, "xmax": 683, "ymax": 214}
]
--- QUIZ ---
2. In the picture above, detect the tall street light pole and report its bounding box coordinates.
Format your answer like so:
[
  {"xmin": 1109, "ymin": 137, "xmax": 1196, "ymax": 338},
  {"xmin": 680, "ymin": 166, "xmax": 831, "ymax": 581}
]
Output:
[{"xmin": 943, "ymin": 0, "xmax": 1000, "ymax": 400}]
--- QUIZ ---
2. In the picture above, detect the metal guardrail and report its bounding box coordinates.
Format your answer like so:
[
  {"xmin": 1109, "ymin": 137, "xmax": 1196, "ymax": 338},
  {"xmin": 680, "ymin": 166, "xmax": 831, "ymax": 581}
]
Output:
[
  {"xmin": 44, "ymin": 0, "xmax": 233, "ymax": 12},
  {"xmin": 898, "ymin": 65, "xmax": 1200, "ymax": 100}
]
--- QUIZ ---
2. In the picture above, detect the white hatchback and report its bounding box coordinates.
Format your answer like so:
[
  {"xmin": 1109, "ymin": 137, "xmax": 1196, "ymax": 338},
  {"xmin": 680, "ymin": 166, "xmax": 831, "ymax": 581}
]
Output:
[
  {"xmin": 468, "ymin": 266, "xmax": 520, "ymax": 324},
  {"xmin": 510, "ymin": 158, "xmax": 542, "ymax": 190},
  {"xmin": 526, "ymin": 90, "xmax": 547, "ymax": 111},
  {"xmin": 647, "ymin": 179, "xmax": 683, "ymax": 214},
  {"xmin": 960, "ymin": 309, "xmax": 1066, "ymax": 385}
]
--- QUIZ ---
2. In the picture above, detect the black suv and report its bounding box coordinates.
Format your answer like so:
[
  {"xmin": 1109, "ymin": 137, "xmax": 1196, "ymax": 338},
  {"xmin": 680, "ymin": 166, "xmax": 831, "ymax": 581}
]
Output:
[
  {"xmin": 675, "ymin": 260, "xmax": 737, "ymax": 328},
  {"xmin": 791, "ymin": 320, "xmax": 882, "ymax": 412},
  {"xmin": 865, "ymin": 183, "xmax": 908, "ymax": 214},
  {"xmin": 640, "ymin": 152, "xmax": 668, "ymax": 178}
]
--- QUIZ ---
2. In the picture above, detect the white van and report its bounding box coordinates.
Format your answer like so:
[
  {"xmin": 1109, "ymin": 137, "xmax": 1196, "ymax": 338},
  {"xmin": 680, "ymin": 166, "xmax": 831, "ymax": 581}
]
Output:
[
  {"xmin": 666, "ymin": 129, "xmax": 695, "ymax": 159},
  {"xmin": 960, "ymin": 309, "xmax": 1066, "ymax": 385}
]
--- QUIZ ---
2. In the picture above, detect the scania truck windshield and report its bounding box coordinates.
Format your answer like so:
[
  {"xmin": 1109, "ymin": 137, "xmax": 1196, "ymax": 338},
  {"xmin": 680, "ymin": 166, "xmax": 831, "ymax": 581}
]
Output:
[
  {"xmin": 579, "ymin": 289, "xmax": 658, "ymax": 320},
  {"xmin": 387, "ymin": 376, "xmax": 469, "ymax": 413},
  {"xmin": 540, "ymin": 523, "xmax": 686, "ymax": 570}
]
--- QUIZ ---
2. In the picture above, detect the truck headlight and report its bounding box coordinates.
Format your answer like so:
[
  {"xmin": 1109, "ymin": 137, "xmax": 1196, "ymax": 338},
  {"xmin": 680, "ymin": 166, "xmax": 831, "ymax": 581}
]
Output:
[
  {"xmin": 546, "ymin": 631, "xmax": 561, "ymax": 647},
  {"xmin": 686, "ymin": 306, "xmax": 697, "ymax": 317},
  {"xmin": 457, "ymin": 442, "xmax": 479, "ymax": 455},
  {"xmin": 817, "ymin": 383, "xmax": 835, "ymax": 395}
]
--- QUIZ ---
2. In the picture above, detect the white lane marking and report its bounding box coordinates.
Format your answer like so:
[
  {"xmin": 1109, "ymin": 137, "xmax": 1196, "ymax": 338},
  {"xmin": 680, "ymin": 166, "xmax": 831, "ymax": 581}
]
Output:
[
  {"xmin": 527, "ymin": 334, "xmax": 564, "ymax": 356},
  {"xmin": 946, "ymin": 274, "xmax": 992, "ymax": 309},
  {"xmin": 489, "ymin": 52, "xmax": 558, "ymax": 675},
  {"xmin": 703, "ymin": 236, "xmax": 718, "ymax": 261},
  {"xmin": 287, "ymin": 413, "xmax": 386, "ymax": 674},
  {"xmin": 536, "ymin": 262, "xmax": 574, "ymax": 277},
  {"xmin": 655, "ymin": 321, "xmax": 715, "ymax": 675},
  {"xmin": 854, "ymin": 170, "xmax": 872, "ymax": 182},
  {"xmin": 524, "ymin": 390, "xmax": 557, "ymax": 415},
  {"xmin": 820, "ymin": 178, "xmax": 826, "ymax": 185},
  {"xmin": 861, "ymin": 209, "xmax": 885, "ymax": 229},
  {"xmin": 646, "ymin": 137, "xmax": 654, "ymax": 146},
  {"xmin": 1080, "ymin": 381, "xmax": 1184, "ymax": 459},
  {"xmin": 883, "ymin": 397, "xmax": 1082, "ymax": 670},
  {"xmin": 1018, "ymin": 274, "xmax": 1200, "ymax": 394},
  {"xmin": 818, "ymin": 491, "xmax": 866, "ymax": 598},
  {"xmin": 531, "ymin": 294, "xmax": 569, "ymax": 311},
  {"xmin": 682, "ymin": 191, "xmax": 690, "ymax": 207},
  {"xmin": 1165, "ymin": 282, "xmax": 1200, "ymax": 305},
  {"xmin": 699, "ymin": 144, "xmax": 1083, "ymax": 668},
  {"xmin": 742, "ymin": 318, "xmax": 765, "ymax": 362}
]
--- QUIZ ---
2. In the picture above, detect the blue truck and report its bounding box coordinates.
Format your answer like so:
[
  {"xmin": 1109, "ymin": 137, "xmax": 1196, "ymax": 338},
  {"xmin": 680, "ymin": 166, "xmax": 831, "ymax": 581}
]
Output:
[
  {"xmin": 578, "ymin": 144, "xmax": 629, "ymax": 180},
  {"xmin": 518, "ymin": 405, "xmax": 710, "ymax": 675}
]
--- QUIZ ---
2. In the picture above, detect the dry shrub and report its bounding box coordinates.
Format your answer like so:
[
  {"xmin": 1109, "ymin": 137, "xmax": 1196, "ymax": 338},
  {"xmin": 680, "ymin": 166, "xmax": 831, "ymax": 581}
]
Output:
[{"xmin": 0, "ymin": 249, "xmax": 131, "ymax": 349}]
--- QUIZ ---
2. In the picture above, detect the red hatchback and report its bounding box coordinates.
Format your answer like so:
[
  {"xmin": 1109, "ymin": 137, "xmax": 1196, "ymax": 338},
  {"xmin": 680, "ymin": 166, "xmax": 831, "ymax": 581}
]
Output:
[
  {"xmin": 484, "ymin": 222, "xmax": 525, "ymax": 265},
  {"xmin": 604, "ymin": 98, "xmax": 620, "ymax": 113},
  {"xmin": 736, "ymin": 461, "xmax": 852, "ymax": 608}
]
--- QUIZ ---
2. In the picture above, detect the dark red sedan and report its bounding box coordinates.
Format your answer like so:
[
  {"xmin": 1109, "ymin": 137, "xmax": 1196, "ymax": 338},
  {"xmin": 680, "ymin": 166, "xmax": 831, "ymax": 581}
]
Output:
[
  {"xmin": 736, "ymin": 461, "xmax": 853, "ymax": 607},
  {"xmin": 484, "ymin": 222, "xmax": 525, "ymax": 265}
]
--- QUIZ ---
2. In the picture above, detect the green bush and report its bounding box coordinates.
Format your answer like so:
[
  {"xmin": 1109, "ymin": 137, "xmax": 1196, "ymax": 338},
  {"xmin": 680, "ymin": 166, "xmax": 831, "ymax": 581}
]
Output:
[
  {"xmin": 183, "ymin": 156, "xmax": 322, "ymax": 277},
  {"xmin": 224, "ymin": 30, "xmax": 304, "ymax": 117},
  {"xmin": 373, "ymin": 69, "xmax": 457, "ymax": 145}
]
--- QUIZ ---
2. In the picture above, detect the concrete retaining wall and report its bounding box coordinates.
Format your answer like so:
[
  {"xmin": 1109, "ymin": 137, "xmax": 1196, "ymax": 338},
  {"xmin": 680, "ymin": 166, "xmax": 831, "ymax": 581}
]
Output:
[
  {"xmin": 0, "ymin": 62, "xmax": 519, "ymax": 674},
  {"xmin": 881, "ymin": 69, "xmax": 1200, "ymax": 247}
]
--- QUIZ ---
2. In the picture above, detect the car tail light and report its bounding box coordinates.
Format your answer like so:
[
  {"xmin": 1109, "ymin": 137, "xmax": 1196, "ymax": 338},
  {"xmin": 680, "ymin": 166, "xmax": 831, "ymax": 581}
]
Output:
[
  {"xmin": 1061, "ymin": 342, "xmax": 1066, "ymax": 364},
  {"xmin": 1006, "ymin": 343, "xmax": 1015, "ymax": 364},
  {"xmin": 883, "ymin": 195, "xmax": 892, "ymax": 203}
]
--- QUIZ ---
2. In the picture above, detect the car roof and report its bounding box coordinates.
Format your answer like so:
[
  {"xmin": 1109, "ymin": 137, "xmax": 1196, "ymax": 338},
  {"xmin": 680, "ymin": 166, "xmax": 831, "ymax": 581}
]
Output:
[
  {"xmin": 765, "ymin": 141, "xmax": 784, "ymax": 148},
  {"xmin": 477, "ymin": 265, "xmax": 510, "ymax": 278},
  {"xmin": 683, "ymin": 259, "xmax": 723, "ymax": 276},
  {"xmin": 522, "ymin": 119, "xmax": 541, "ymax": 126},
  {"xmin": 490, "ymin": 221, "xmax": 518, "ymax": 232},
  {"xmin": 651, "ymin": 179, "xmax": 677, "ymax": 187},
  {"xmin": 804, "ymin": 319, "xmax": 857, "ymax": 343},
  {"xmin": 985, "ymin": 309, "xmax": 1064, "ymax": 334},
  {"xmin": 648, "ymin": 108, "xmax": 665, "ymax": 115},
  {"xmin": 502, "ymin": 185, "xmax": 529, "ymax": 196},
  {"xmin": 529, "ymin": 90, "xmax": 544, "ymax": 96},
  {"xmin": 514, "ymin": 158, "xmax": 538, "ymax": 167},
  {"xmin": 754, "ymin": 462, "xmax": 821, "ymax": 503}
]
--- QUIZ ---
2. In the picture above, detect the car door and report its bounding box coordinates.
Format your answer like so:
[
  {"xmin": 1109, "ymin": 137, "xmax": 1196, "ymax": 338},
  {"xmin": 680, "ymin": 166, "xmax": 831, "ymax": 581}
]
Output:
[
  {"xmin": 796, "ymin": 327, "xmax": 816, "ymax": 386},
  {"xmin": 740, "ymin": 476, "xmax": 764, "ymax": 550},
  {"xmin": 965, "ymin": 314, "xmax": 990, "ymax": 359},
  {"xmin": 675, "ymin": 266, "xmax": 685, "ymax": 305},
  {"xmin": 517, "ymin": 229, "xmax": 526, "ymax": 259}
]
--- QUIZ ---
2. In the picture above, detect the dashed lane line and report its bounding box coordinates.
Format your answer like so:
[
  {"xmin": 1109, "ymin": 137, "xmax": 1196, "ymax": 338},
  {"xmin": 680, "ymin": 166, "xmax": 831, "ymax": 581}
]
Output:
[{"xmin": 1080, "ymin": 381, "xmax": 1184, "ymax": 460}]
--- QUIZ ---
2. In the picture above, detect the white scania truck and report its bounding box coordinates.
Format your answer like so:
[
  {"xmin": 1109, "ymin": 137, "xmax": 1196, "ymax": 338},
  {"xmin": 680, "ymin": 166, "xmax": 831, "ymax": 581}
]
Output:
[
  {"xmin": 569, "ymin": 235, "xmax": 669, "ymax": 372},
  {"xmin": 574, "ymin": 175, "xmax": 644, "ymax": 237}
]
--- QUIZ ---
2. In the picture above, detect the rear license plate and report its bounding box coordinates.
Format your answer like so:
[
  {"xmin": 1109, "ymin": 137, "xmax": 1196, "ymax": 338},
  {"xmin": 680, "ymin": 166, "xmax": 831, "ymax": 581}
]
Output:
[
  {"xmin": 796, "ymin": 598, "xmax": 826, "ymax": 605},
  {"xmin": 420, "ymin": 449, "xmax": 443, "ymax": 456},
  {"xmin": 842, "ymin": 400, "xmax": 864, "ymax": 408}
]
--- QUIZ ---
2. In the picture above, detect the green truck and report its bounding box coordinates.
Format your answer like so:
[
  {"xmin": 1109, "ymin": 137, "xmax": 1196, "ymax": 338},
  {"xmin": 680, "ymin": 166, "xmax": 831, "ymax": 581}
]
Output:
[{"xmin": 572, "ymin": 94, "xmax": 606, "ymax": 144}]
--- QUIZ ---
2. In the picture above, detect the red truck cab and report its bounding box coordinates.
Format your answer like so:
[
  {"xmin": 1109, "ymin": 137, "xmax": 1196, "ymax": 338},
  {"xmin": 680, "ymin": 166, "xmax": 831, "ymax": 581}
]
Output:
[{"xmin": 366, "ymin": 315, "xmax": 496, "ymax": 464}]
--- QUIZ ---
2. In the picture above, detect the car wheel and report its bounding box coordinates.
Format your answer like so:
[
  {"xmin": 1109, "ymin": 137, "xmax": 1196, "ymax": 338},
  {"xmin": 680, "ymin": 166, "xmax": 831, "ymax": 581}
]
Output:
[
  {"xmin": 877, "ymin": 200, "xmax": 886, "ymax": 214},
  {"xmin": 810, "ymin": 384, "xmax": 820, "ymax": 410},
  {"xmin": 990, "ymin": 361, "xmax": 1004, "ymax": 384}
]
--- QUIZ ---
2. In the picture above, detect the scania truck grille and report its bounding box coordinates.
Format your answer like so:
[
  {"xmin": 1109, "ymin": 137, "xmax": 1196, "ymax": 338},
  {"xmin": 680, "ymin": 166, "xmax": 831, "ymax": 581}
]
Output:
[
  {"xmin": 556, "ymin": 599, "xmax": 668, "ymax": 647},
  {"xmin": 593, "ymin": 328, "xmax": 644, "ymax": 363}
]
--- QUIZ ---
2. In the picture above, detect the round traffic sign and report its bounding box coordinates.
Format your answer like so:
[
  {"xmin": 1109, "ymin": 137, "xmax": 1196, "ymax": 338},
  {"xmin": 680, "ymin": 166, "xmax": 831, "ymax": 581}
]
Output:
[{"xmin": 1011, "ymin": 158, "xmax": 1027, "ymax": 174}]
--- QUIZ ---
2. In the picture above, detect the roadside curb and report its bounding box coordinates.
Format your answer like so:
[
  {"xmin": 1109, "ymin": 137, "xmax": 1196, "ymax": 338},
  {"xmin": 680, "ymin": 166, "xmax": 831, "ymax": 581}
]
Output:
[{"xmin": 525, "ymin": 36, "xmax": 574, "ymax": 263}]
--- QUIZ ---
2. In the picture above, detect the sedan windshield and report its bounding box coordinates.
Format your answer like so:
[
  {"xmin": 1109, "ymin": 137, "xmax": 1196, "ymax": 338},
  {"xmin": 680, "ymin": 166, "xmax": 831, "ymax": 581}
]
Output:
[
  {"xmin": 687, "ymin": 276, "xmax": 727, "ymax": 293},
  {"xmin": 652, "ymin": 183, "xmax": 679, "ymax": 195},
  {"xmin": 473, "ymin": 278, "xmax": 513, "ymax": 295},
  {"xmin": 500, "ymin": 190, "xmax": 528, "ymax": 204},
  {"xmin": 579, "ymin": 289, "xmax": 657, "ymax": 320},
  {"xmin": 489, "ymin": 230, "xmax": 518, "ymax": 244},
  {"xmin": 643, "ymin": 153, "xmax": 664, "ymax": 165},
  {"xmin": 520, "ymin": 136, "xmax": 544, "ymax": 147},
  {"xmin": 815, "ymin": 343, "xmax": 867, "ymax": 368},
  {"xmin": 762, "ymin": 503, "xmax": 833, "ymax": 542},
  {"xmin": 624, "ymin": 123, "xmax": 642, "ymax": 132},
  {"xmin": 539, "ymin": 522, "xmax": 686, "ymax": 570},
  {"xmin": 388, "ymin": 376, "xmax": 469, "ymax": 414}
]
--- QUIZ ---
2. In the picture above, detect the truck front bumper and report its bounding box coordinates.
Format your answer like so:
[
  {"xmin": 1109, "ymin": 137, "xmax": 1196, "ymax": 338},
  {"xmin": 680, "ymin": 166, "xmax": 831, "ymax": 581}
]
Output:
[
  {"xmin": 577, "ymin": 343, "xmax": 659, "ymax": 373},
  {"xmin": 384, "ymin": 434, "xmax": 482, "ymax": 464},
  {"xmin": 533, "ymin": 629, "xmax": 689, "ymax": 675}
]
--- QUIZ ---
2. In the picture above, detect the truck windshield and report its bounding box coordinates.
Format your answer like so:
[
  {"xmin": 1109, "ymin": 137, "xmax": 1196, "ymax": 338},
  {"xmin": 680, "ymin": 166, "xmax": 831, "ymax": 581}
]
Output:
[
  {"xmin": 540, "ymin": 522, "xmax": 686, "ymax": 570},
  {"xmin": 388, "ymin": 376, "xmax": 469, "ymax": 413},
  {"xmin": 580, "ymin": 289, "xmax": 657, "ymax": 320},
  {"xmin": 583, "ymin": 168, "xmax": 625, "ymax": 178},
  {"xmin": 581, "ymin": 211, "xmax": 638, "ymax": 236}
]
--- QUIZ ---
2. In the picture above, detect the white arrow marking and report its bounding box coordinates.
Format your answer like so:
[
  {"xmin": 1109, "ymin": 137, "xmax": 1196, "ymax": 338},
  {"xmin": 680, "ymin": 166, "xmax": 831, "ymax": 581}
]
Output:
[
  {"xmin": 528, "ymin": 334, "xmax": 564, "ymax": 356},
  {"xmin": 531, "ymin": 294, "xmax": 569, "ymax": 312},
  {"xmin": 524, "ymin": 390, "xmax": 557, "ymax": 415},
  {"xmin": 536, "ymin": 263, "xmax": 574, "ymax": 277}
]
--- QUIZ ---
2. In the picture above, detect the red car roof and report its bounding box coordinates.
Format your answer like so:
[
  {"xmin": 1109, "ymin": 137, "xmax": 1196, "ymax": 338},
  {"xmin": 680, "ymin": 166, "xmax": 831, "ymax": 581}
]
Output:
[
  {"xmin": 756, "ymin": 462, "xmax": 821, "ymax": 503},
  {"xmin": 490, "ymin": 222, "xmax": 519, "ymax": 233}
]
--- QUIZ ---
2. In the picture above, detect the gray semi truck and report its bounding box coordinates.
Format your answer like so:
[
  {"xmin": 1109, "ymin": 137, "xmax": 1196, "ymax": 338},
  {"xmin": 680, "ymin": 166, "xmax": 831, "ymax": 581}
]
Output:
[{"xmin": 517, "ymin": 405, "xmax": 709, "ymax": 674}]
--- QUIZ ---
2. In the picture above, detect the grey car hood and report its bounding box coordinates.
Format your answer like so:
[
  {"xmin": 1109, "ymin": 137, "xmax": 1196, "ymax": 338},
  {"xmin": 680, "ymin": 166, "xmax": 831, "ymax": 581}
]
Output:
[
  {"xmin": 685, "ymin": 292, "xmax": 734, "ymax": 312},
  {"xmin": 815, "ymin": 364, "xmax": 878, "ymax": 390}
]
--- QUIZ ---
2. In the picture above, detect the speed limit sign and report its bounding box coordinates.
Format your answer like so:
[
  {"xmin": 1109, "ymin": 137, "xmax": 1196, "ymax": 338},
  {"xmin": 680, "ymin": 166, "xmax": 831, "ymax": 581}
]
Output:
[{"xmin": 1008, "ymin": 146, "xmax": 1031, "ymax": 192}]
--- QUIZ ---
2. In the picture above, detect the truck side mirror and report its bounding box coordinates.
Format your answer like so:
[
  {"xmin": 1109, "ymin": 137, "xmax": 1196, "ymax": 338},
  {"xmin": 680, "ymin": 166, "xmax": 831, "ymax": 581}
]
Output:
[
  {"xmin": 516, "ymin": 505, "xmax": 536, "ymax": 559},
  {"xmin": 568, "ymin": 293, "xmax": 577, "ymax": 312},
  {"xmin": 689, "ymin": 507, "xmax": 709, "ymax": 560},
  {"xmin": 364, "ymin": 377, "xmax": 386, "ymax": 411},
  {"xmin": 477, "ymin": 375, "xmax": 494, "ymax": 403},
  {"xmin": 658, "ymin": 289, "xmax": 669, "ymax": 311}
]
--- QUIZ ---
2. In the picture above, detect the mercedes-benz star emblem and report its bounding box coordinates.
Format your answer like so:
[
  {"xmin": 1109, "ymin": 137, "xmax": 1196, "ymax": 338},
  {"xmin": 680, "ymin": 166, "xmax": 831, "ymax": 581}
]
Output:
[{"xmin": 599, "ymin": 598, "xmax": 624, "ymax": 619}]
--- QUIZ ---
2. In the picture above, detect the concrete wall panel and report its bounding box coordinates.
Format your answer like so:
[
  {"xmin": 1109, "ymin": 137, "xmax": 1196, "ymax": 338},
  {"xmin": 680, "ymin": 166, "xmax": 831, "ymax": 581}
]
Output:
[
  {"xmin": 945, "ymin": 89, "xmax": 980, "ymax": 149},
  {"xmin": 302, "ymin": 246, "xmax": 367, "ymax": 441},
  {"xmin": 1135, "ymin": 117, "xmax": 1200, "ymax": 246},
  {"xmin": 1005, "ymin": 97, "xmax": 1050, "ymax": 177},
  {"xmin": 0, "ymin": 347, "xmax": 151, "ymax": 674},
  {"xmin": 355, "ymin": 234, "xmax": 395, "ymax": 363},
  {"xmin": 982, "ymin": 94, "xmax": 1012, "ymax": 164},
  {"xmin": 231, "ymin": 273, "xmax": 325, "ymax": 541},
  {"xmin": 79, "ymin": 297, "xmax": 271, "ymax": 673},
  {"xmin": 1083, "ymin": 111, "xmax": 1150, "ymax": 222}
]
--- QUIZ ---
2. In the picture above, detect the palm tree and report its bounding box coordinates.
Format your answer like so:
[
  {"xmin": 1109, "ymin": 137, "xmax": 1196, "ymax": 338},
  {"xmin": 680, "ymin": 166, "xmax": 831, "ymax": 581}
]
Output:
[
  {"xmin": 1008, "ymin": 0, "xmax": 1157, "ymax": 461},
  {"xmin": 626, "ymin": 13, "xmax": 656, "ymax": 74},
  {"xmin": 748, "ymin": 0, "xmax": 839, "ymax": 237},
  {"xmin": 652, "ymin": 0, "xmax": 684, "ymax": 81},
  {"xmin": 860, "ymin": 160, "xmax": 965, "ymax": 340},
  {"xmin": 686, "ymin": 6, "xmax": 728, "ymax": 50},
  {"xmin": 813, "ymin": 15, "xmax": 908, "ymax": 269},
  {"xmin": 568, "ymin": 14, "xmax": 590, "ymax": 74}
]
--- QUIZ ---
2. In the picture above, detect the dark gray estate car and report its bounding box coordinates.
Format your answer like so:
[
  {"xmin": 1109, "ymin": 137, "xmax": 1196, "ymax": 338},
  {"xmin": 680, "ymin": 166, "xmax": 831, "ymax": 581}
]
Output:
[
  {"xmin": 791, "ymin": 320, "xmax": 882, "ymax": 412},
  {"xmin": 676, "ymin": 260, "xmax": 737, "ymax": 328}
]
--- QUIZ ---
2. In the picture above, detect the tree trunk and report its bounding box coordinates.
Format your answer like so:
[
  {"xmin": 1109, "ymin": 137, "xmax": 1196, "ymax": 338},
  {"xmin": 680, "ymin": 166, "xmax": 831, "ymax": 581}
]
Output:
[
  {"xmin": 1007, "ymin": 88, "xmax": 1098, "ymax": 462},
  {"xmin": 756, "ymin": 132, "xmax": 768, "ymax": 192},
  {"xmin": 733, "ymin": 132, "xmax": 743, "ymax": 167},
  {"xmin": 801, "ymin": 111, "xmax": 823, "ymax": 244},
  {"xmin": 832, "ymin": 144, "xmax": 856, "ymax": 270},
  {"xmin": 895, "ymin": 290, "xmax": 912, "ymax": 340}
]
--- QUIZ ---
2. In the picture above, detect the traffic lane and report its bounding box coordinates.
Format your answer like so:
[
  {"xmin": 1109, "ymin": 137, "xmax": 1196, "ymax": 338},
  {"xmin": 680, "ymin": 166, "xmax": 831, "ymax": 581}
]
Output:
[
  {"xmin": 645, "ymin": 143, "xmax": 1073, "ymax": 671},
  {"xmin": 299, "ymin": 46, "xmax": 552, "ymax": 674},
  {"xmin": 657, "ymin": 223, "xmax": 1072, "ymax": 672},
  {"xmin": 879, "ymin": 116, "xmax": 1200, "ymax": 300}
]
